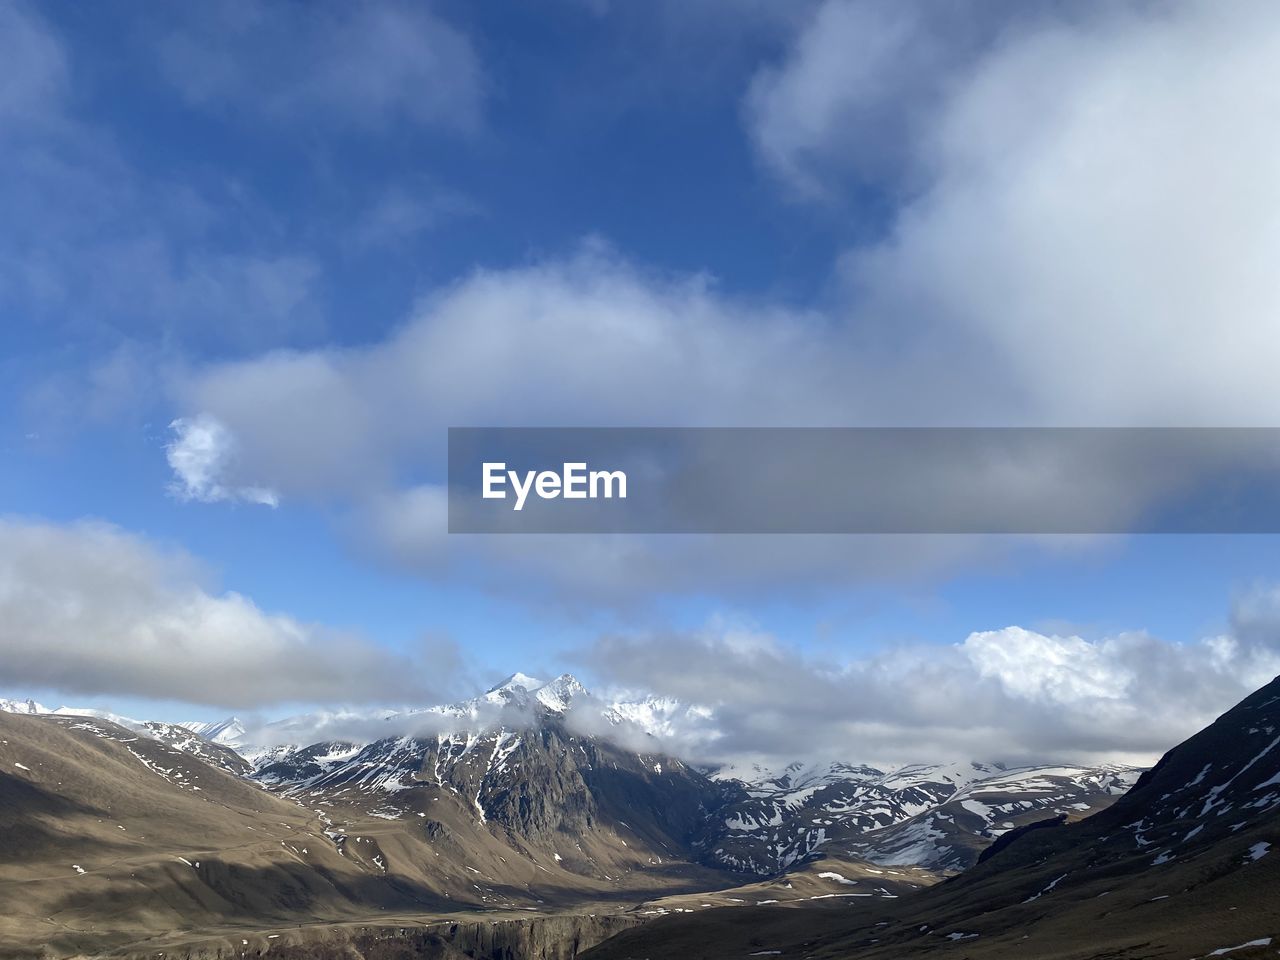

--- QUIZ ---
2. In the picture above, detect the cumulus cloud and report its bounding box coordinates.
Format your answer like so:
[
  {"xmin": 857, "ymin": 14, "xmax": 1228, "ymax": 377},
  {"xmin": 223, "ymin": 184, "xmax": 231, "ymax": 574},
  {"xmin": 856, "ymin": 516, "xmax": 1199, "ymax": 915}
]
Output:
[
  {"xmin": 166, "ymin": 415, "xmax": 279, "ymax": 506},
  {"xmin": 0, "ymin": 518, "xmax": 459, "ymax": 708},
  {"xmin": 743, "ymin": 0, "xmax": 1102, "ymax": 196},
  {"xmin": 746, "ymin": 0, "xmax": 963, "ymax": 195},
  {"xmin": 175, "ymin": 245, "xmax": 851, "ymax": 494},
  {"xmin": 752, "ymin": 0, "xmax": 1280, "ymax": 424},
  {"xmin": 167, "ymin": 245, "xmax": 1035, "ymax": 598},
  {"xmin": 154, "ymin": 2, "xmax": 485, "ymax": 133},
  {"xmin": 571, "ymin": 605, "xmax": 1280, "ymax": 768},
  {"xmin": 840, "ymin": 0, "xmax": 1280, "ymax": 427}
]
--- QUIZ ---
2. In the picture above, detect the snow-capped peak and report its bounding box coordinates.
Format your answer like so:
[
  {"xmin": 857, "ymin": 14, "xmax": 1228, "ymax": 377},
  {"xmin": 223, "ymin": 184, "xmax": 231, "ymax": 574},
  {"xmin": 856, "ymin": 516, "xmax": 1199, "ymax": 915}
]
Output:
[
  {"xmin": 534, "ymin": 674, "xmax": 589, "ymax": 712},
  {"xmin": 178, "ymin": 716, "xmax": 248, "ymax": 747},
  {"xmin": 0, "ymin": 698, "xmax": 50, "ymax": 716},
  {"xmin": 487, "ymin": 672, "xmax": 545, "ymax": 695},
  {"xmin": 49, "ymin": 705, "xmax": 148, "ymax": 731},
  {"xmin": 481, "ymin": 672, "xmax": 589, "ymax": 713}
]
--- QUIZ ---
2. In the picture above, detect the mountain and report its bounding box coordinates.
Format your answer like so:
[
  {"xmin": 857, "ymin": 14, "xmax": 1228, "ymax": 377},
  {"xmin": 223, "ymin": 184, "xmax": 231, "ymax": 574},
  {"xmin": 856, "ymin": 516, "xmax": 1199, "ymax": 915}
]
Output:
[
  {"xmin": 583, "ymin": 675, "xmax": 1280, "ymax": 960},
  {"xmin": 0, "ymin": 700, "xmax": 252, "ymax": 775},
  {"xmin": 705, "ymin": 759, "xmax": 1141, "ymax": 874},
  {"xmin": 136, "ymin": 720, "xmax": 253, "ymax": 776},
  {"xmin": 0, "ymin": 709, "xmax": 390, "ymax": 956},
  {"xmin": 487, "ymin": 672, "xmax": 589, "ymax": 713},
  {"xmin": 247, "ymin": 675, "xmax": 737, "ymax": 884},
  {"xmin": 0, "ymin": 698, "xmax": 48, "ymax": 715},
  {"xmin": 178, "ymin": 714, "xmax": 248, "ymax": 747},
  {"xmin": 191, "ymin": 673, "xmax": 597, "ymax": 765}
]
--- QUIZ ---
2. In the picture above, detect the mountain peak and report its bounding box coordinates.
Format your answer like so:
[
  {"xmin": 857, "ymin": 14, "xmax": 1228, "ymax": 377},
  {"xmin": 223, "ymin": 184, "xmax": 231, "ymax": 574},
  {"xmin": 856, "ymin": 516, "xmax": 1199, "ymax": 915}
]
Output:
[
  {"xmin": 487, "ymin": 672, "xmax": 545, "ymax": 694},
  {"xmin": 535, "ymin": 674, "xmax": 589, "ymax": 712},
  {"xmin": 0, "ymin": 698, "xmax": 49, "ymax": 716},
  {"xmin": 483, "ymin": 672, "xmax": 589, "ymax": 712},
  {"xmin": 178, "ymin": 716, "xmax": 248, "ymax": 746}
]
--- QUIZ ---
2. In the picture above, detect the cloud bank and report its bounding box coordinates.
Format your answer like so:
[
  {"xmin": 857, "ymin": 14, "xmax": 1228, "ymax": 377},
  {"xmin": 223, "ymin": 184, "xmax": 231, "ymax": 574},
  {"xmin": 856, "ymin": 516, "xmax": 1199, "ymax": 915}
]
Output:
[
  {"xmin": 573, "ymin": 600, "xmax": 1280, "ymax": 767},
  {"xmin": 217, "ymin": 592, "xmax": 1280, "ymax": 770},
  {"xmin": 0, "ymin": 518, "xmax": 453, "ymax": 708}
]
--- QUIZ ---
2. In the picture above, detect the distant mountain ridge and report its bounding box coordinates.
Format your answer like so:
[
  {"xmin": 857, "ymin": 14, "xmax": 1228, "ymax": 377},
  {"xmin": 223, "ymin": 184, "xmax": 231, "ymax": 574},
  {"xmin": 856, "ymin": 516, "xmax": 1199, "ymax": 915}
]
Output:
[
  {"xmin": 177, "ymin": 715, "xmax": 248, "ymax": 747},
  {"xmin": 704, "ymin": 758, "xmax": 1140, "ymax": 873}
]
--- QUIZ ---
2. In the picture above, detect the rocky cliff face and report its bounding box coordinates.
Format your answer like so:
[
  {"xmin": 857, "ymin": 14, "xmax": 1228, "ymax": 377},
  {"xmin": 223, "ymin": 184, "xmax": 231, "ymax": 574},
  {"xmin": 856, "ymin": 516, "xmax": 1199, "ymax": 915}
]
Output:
[{"xmin": 254, "ymin": 715, "xmax": 738, "ymax": 870}]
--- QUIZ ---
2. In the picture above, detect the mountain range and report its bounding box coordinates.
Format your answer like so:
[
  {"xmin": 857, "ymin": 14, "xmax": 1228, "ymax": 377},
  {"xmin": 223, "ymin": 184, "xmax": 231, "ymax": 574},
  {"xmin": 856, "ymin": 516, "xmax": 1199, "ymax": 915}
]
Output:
[
  {"xmin": 0, "ymin": 674, "xmax": 1140, "ymax": 877},
  {"xmin": 2, "ymin": 672, "xmax": 1275, "ymax": 958},
  {"xmin": 0, "ymin": 670, "xmax": 1162, "ymax": 957}
]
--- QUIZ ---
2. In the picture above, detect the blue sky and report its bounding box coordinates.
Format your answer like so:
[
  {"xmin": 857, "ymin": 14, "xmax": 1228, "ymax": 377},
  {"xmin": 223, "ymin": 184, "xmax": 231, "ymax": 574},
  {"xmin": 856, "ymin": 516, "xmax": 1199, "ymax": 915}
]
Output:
[{"xmin": 3, "ymin": 0, "xmax": 1280, "ymax": 763}]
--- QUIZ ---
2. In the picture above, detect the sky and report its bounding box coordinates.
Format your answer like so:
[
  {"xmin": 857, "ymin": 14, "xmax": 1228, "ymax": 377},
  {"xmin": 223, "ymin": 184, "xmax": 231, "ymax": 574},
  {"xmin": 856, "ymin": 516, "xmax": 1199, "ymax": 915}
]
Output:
[{"xmin": 3, "ymin": 0, "xmax": 1280, "ymax": 767}]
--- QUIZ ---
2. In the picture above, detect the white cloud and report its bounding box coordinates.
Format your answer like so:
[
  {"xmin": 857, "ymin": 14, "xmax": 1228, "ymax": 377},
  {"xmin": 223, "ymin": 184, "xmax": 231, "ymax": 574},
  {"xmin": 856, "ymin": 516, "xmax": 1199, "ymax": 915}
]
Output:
[
  {"xmin": 167, "ymin": 246, "xmax": 1033, "ymax": 598},
  {"xmin": 0, "ymin": 518, "xmax": 454, "ymax": 707},
  {"xmin": 155, "ymin": 246, "xmax": 1219, "ymax": 604},
  {"xmin": 171, "ymin": 245, "xmax": 859, "ymax": 496},
  {"xmin": 757, "ymin": 0, "xmax": 1280, "ymax": 425},
  {"xmin": 745, "ymin": 0, "xmax": 944, "ymax": 195},
  {"xmin": 166, "ymin": 415, "xmax": 279, "ymax": 507},
  {"xmin": 962, "ymin": 626, "xmax": 1132, "ymax": 702},
  {"xmin": 574, "ymin": 600, "xmax": 1280, "ymax": 767}
]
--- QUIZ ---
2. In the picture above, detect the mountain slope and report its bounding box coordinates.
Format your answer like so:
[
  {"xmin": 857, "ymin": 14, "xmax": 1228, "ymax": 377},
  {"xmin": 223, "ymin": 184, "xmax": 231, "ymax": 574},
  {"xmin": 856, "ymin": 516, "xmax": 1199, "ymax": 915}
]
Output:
[
  {"xmin": 251, "ymin": 712, "xmax": 739, "ymax": 884},
  {"xmin": 0, "ymin": 698, "xmax": 48, "ymax": 715},
  {"xmin": 0, "ymin": 700, "xmax": 252, "ymax": 775},
  {"xmin": 178, "ymin": 714, "xmax": 249, "ymax": 748},
  {"xmin": 0, "ymin": 711, "xmax": 381, "ymax": 957},
  {"xmin": 0, "ymin": 710, "xmax": 736, "ymax": 959},
  {"xmin": 584, "ymin": 675, "xmax": 1280, "ymax": 960},
  {"xmin": 706, "ymin": 759, "xmax": 1139, "ymax": 874}
]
